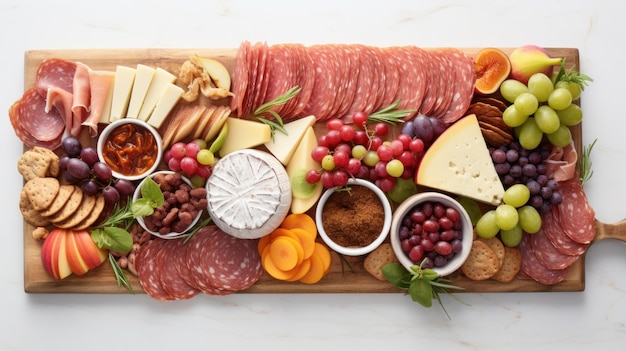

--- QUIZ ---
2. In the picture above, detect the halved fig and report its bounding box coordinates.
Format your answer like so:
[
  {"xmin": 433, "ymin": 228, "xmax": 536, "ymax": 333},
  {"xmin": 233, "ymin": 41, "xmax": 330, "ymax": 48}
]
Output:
[{"xmin": 473, "ymin": 48, "xmax": 511, "ymax": 95}]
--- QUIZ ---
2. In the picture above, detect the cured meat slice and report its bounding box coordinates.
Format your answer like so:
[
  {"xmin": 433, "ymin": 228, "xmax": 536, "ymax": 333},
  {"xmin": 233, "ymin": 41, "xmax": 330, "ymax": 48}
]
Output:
[
  {"xmin": 84, "ymin": 70, "xmax": 115, "ymax": 137},
  {"xmin": 230, "ymin": 40, "xmax": 251, "ymax": 117},
  {"xmin": 557, "ymin": 178, "xmax": 596, "ymax": 244},
  {"xmin": 202, "ymin": 226, "xmax": 262, "ymax": 291},
  {"xmin": 185, "ymin": 227, "xmax": 234, "ymax": 295},
  {"xmin": 530, "ymin": 229, "xmax": 580, "ymax": 270},
  {"xmin": 343, "ymin": 44, "xmax": 375, "ymax": 122},
  {"xmin": 545, "ymin": 142, "xmax": 578, "ymax": 182},
  {"xmin": 136, "ymin": 239, "xmax": 173, "ymax": 301},
  {"xmin": 35, "ymin": 58, "xmax": 77, "ymax": 98},
  {"xmin": 157, "ymin": 239, "xmax": 200, "ymax": 300},
  {"xmin": 70, "ymin": 62, "xmax": 91, "ymax": 137},
  {"xmin": 261, "ymin": 44, "xmax": 297, "ymax": 120},
  {"xmin": 9, "ymin": 87, "xmax": 65, "ymax": 148},
  {"xmin": 300, "ymin": 45, "xmax": 338, "ymax": 121},
  {"xmin": 544, "ymin": 206, "xmax": 589, "ymax": 256},
  {"xmin": 290, "ymin": 44, "xmax": 315, "ymax": 118},
  {"xmin": 519, "ymin": 234, "xmax": 569, "ymax": 285},
  {"xmin": 331, "ymin": 44, "xmax": 360, "ymax": 119},
  {"xmin": 441, "ymin": 49, "xmax": 476, "ymax": 124},
  {"xmin": 251, "ymin": 41, "xmax": 270, "ymax": 116},
  {"xmin": 379, "ymin": 47, "xmax": 401, "ymax": 110}
]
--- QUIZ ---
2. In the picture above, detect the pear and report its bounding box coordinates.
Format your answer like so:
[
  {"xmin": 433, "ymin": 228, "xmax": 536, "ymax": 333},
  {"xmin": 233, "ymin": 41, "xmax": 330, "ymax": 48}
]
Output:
[{"xmin": 509, "ymin": 45, "xmax": 563, "ymax": 85}]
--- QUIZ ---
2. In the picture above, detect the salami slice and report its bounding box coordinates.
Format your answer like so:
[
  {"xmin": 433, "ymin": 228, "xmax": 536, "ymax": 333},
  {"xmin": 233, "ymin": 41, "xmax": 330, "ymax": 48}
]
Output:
[
  {"xmin": 290, "ymin": 44, "xmax": 315, "ymax": 118},
  {"xmin": 9, "ymin": 87, "xmax": 65, "ymax": 148},
  {"xmin": 157, "ymin": 239, "xmax": 200, "ymax": 300},
  {"xmin": 342, "ymin": 44, "xmax": 374, "ymax": 122},
  {"xmin": 544, "ymin": 206, "xmax": 589, "ymax": 256},
  {"xmin": 35, "ymin": 58, "xmax": 77, "ymax": 98},
  {"xmin": 441, "ymin": 50, "xmax": 475, "ymax": 124},
  {"xmin": 301, "ymin": 45, "xmax": 337, "ymax": 121},
  {"xmin": 185, "ymin": 227, "xmax": 234, "ymax": 295},
  {"xmin": 529, "ymin": 230, "xmax": 580, "ymax": 270},
  {"xmin": 230, "ymin": 41, "xmax": 251, "ymax": 117},
  {"xmin": 519, "ymin": 234, "xmax": 569, "ymax": 285},
  {"xmin": 557, "ymin": 178, "xmax": 596, "ymax": 244},
  {"xmin": 136, "ymin": 239, "xmax": 173, "ymax": 301},
  {"xmin": 379, "ymin": 47, "xmax": 401, "ymax": 109}
]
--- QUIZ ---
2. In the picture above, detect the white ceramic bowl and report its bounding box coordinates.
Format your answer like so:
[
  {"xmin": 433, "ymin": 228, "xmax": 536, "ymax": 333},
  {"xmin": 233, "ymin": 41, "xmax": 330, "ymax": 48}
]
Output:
[
  {"xmin": 133, "ymin": 171, "xmax": 202, "ymax": 239},
  {"xmin": 315, "ymin": 178, "xmax": 392, "ymax": 256},
  {"xmin": 97, "ymin": 118, "xmax": 163, "ymax": 181},
  {"xmin": 389, "ymin": 192, "xmax": 473, "ymax": 277}
]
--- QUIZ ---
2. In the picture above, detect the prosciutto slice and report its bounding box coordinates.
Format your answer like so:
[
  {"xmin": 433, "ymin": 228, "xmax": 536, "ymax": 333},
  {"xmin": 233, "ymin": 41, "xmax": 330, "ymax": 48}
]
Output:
[{"xmin": 545, "ymin": 142, "xmax": 578, "ymax": 182}]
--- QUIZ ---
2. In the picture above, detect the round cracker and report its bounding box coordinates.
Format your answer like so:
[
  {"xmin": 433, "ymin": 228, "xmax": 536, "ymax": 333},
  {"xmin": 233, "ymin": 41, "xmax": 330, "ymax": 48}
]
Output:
[
  {"xmin": 55, "ymin": 192, "xmax": 97, "ymax": 229},
  {"xmin": 479, "ymin": 236, "xmax": 505, "ymax": 269},
  {"xmin": 460, "ymin": 240, "xmax": 500, "ymax": 280},
  {"xmin": 24, "ymin": 177, "xmax": 60, "ymax": 212},
  {"xmin": 46, "ymin": 186, "xmax": 83, "ymax": 223},
  {"xmin": 19, "ymin": 188, "xmax": 50, "ymax": 227},
  {"xmin": 40, "ymin": 185, "xmax": 75, "ymax": 217},
  {"xmin": 74, "ymin": 193, "xmax": 106, "ymax": 230},
  {"xmin": 491, "ymin": 246, "xmax": 522, "ymax": 283}
]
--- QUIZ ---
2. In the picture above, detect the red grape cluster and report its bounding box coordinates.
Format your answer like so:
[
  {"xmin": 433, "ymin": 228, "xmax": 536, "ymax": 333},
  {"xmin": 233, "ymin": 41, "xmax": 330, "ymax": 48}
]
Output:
[
  {"xmin": 163, "ymin": 139, "xmax": 214, "ymax": 187},
  {"xmin": 305, "ymin": 112, "xmax": 427, "ymax": 192},
  {"xmin": 60, "ymin": 136, "xmax": 135, "ymax": 204}
]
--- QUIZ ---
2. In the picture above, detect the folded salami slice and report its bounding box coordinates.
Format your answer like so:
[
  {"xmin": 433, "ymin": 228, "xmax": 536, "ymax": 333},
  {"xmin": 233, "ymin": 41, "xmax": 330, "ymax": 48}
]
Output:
[
  {"xmin": 544, "ymin": 206, "xmax": 589, "ymax": 256},
  {"xmin": 9, "ymin": 87, "xmax": 64, "ymax": 149},
  {"xmin": 530, "ymin": 229, "xmax": 580, "ymax": 270},
  {"xmin": 557, "ymin": 178, "xmax": 596, "ymax": 244},
  {"xmin": 519, "ymin": 234, "xmax": 569, "ymax": 285}
]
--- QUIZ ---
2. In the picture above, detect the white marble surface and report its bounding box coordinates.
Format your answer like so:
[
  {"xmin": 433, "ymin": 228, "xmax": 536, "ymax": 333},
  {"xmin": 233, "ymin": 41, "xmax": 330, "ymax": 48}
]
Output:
[{"xmin": 1, "ymin": 0, "xmax": 625, "ymax": 349}]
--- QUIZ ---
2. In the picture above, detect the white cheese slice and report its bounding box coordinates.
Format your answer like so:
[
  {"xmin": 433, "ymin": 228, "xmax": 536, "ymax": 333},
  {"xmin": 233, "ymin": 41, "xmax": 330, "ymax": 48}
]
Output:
[
  {"xmin": 206, "ymin": 149, "xmax": 292, "ymax": 239},
  {"xmin": 126, "ymin": 64, "xmax": 156, "ymax": 118},
  {"xmin": 416, "ymin": 114, "xmax": 505, "ymax": 205},
  {"xmin": 218, "ymin": 117, "xmax": 272, "ymax": 157},
  {"xmin": 109, "ymin": 65, "xmax": 136, "ymax": 122},
  {"xmin": 264, "ymin": 115, "xmax": 317, "ymax": 165},
  {"xmin": 137, "ymin": 67, "xmax": 177, "ymax": 121},
  {"xmin": 146, "ymin": 83, "xmax": 184, "ymax": 129}
]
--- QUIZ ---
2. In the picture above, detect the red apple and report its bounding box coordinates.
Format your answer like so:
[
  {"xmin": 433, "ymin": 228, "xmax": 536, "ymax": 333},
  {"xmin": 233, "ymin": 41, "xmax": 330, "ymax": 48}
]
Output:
[
  {"xmin": 71, "ymin": 229, "xmax": 107, "ymax": 270},
  {"xmin": 65, "ymin": 231, "xmax": 91, "ymax": 276},
  {"xmin": 41, "ymin": 229, "xmax": 72, "ymax": 279}
]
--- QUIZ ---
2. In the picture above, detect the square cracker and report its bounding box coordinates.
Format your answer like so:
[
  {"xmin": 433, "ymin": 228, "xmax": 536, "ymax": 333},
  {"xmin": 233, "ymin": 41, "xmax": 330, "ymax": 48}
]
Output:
[
  {"xmin": 32, "ymin": 146, "xmax": 60, "ymax": 177},
  {"xmin": 17, "ymin": 150, "xmax": 51, "ymax": 181},
  {"xmin": 19, "ymin": 188, "xmax": 51, "ymax": 227},
  {"xmin": 364, "ymin": 243, "xmax": 399, "ymax": 281}
]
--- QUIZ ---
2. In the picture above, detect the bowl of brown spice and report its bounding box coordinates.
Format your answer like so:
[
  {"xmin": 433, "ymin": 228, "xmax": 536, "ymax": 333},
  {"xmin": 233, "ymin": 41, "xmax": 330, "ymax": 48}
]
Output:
[{"xmin": 315, "ymin": 178, "xmax": 392, "ymax": 256}]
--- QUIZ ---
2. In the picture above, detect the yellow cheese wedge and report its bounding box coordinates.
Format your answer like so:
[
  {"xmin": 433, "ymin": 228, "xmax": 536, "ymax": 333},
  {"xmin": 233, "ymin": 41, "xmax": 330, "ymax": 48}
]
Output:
[
  {"xmin": 126, "ymin": 64, "xmax": 156, "ymax": 118},
  {"xmin": 265, "ymin": 115, "xmax": 316, "ymax": 165},
  {"xmin": 416, "ymin": 114, "xmax": 505, "ymax": 205},
  {"xmin": 109, "ymin": 65, "xmax": 136, "ymax": 122},
  {"xmin": 137, "ymin": 67, "xmax": 177, "ymax": 121},
  {"xmin": 147, "ymin": 83, "xmax": 184, "ymax": 129},
  {"xmin": 218, "ymin": 117, "xmax": 272, "ymax": 157}
]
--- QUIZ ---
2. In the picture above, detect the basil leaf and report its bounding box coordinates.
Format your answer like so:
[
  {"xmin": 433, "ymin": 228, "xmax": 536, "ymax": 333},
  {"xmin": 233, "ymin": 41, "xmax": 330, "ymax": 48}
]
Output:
[
  {"xmin": 91, "ymin": 226, "xmax": 133, "ymax": 253},
  {"xmin": 140, "ymin": 176, "xmax": 164, "ymax": 207},
  {"xmin": 382, "ymin": 263, "xmax": 411, "ymax": 289},
  {"xmin": 131, "ymin": 198, "xmax": 156, "ymax": 218},
  {"xmin": 409, "ymin": 278, "xmax": 433, "ymax": 307}
]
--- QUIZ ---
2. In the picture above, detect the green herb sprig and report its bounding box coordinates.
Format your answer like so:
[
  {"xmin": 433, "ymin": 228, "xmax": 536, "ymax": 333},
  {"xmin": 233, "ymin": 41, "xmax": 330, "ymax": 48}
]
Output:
[
  {"xmin": 382, "ymin": 262, "xmax": 467, "ymax": 319},
  {"xmin": 254, "ymin": 86, "xmax": 301, "ymax": 141},
  {"xmin": 580, "ymin": 138, "xmax": 597, "ymax": 186},
  {"xmin": 366, "ymin": 100, "xmax": 415, "ymax": 125},
  {"xmin": 553, "ymin": 59, "xmax": 594, "ymax": 93}
]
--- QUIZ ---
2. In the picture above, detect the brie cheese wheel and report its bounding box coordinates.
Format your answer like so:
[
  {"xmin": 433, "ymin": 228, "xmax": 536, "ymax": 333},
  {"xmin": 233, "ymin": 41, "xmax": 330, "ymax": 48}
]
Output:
[
  {"xmin": 416, "ymin": 114, "xmax": 505, "ymax": 205},
  {"xmin": 206, "ymin": 149, "xmax": 292, "ymax": 239}
]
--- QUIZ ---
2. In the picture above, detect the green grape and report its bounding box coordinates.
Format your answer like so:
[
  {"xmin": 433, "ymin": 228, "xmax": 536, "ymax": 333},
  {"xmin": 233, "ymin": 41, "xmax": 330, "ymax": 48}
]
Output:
[
  {"xmin": 502, "ymin": 104, "xmax": 529, "ymax": 127},
  {"xmin": 514, "ymin": 92, "xmax": 539, "ymax": 116},
  {"xmin": 351, "ymin": 144, "xmax": 368, "ymax": 159},
  {"xmin": 517, "ymin": 205, "xmax": 542, "ymax": 234},
  {"xmin": 527, "ymin": 73, "xmax": 554, "ymax": 102},
  {"xmin": 546, "ymin": 124, "xmax": 572, "ymax": 147},
  {"xmin": 503, "ymin": 184, "xmax": 530, "ymax": 208},
  {"xmin": 495, "ymin": 204, "xmax": 519, "ymax": 230},
  {"xmin": 362, "ymin": 150, "xmax": 380, "ymax": 167},
  {"xmin": 518, "ymin": 117, "xmax": 543, "ymax": 150},
  {"xmin": 534, "ymin": 105, "xmax": 561, "ymax": 134},
  {"xmin": 500, "ymin": 79, "xmax": 529, "ymax": 103},
  {"xmin": 555, "ymin": 80, "xmax": 582, "ymax": 100},
  {"xmin": 557, "ymin": 104, "xmax": 583, "ymax": 126},
  {"xmin": 500, "ymin": 223, "xmax": 523, "ymax": 247},
  {"xmin": 475, "ymin": 210, "xmax": 500, "ymax": 239},
  {"xmin": 196, "ymin": 149, "xmax": 215, "ymax": 166},
  {"xmin": 321, "ymin": 154, "xmax": 335, "ymax": 170},
  {"xmin": 385, "ymin": 159, "xmax": 404, "ymax": 178},
  {"xmin": 548, "ymin": 87, "xmax": 573, "ymax": 111}
]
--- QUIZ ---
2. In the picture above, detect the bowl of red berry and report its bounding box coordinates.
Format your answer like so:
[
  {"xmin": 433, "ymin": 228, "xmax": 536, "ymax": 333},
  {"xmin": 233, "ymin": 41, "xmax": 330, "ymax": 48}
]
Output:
[
  {"xmin": 97, "ymin": 119, "xmax": 162, "ymax": 182},
  {"xmin": 389, "ymin": 192, "xmax": 473, "ymax": 277}
]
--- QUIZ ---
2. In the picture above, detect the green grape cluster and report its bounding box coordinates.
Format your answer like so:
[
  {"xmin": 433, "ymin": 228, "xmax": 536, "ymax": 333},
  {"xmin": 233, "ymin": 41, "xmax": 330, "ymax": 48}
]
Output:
[
  {"xmin": 475, "ymin": 184, "xmax": 542, "ymax": 247},
  {"xmin": 500, "ymin": 73, "xmax": 583, "ymax": 150}
]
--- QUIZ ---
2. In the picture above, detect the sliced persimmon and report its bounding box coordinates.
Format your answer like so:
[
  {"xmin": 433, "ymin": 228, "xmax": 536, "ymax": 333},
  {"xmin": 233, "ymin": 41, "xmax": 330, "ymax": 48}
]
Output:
[
  {"xmin": 313, "ymin": 242, "xmax": 332, "ymax": 273},
  {"xmin": 299, "ymin": 253, "xmax": 326, "ymax": 284}
]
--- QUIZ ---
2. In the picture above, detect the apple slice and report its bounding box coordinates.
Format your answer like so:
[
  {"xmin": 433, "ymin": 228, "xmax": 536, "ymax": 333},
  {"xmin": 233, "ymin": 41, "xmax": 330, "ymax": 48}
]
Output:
[
  {"xmin": 41, "ymin": 229, "xmax": 73, "ymax": 279},
  {"xmin": 65, "ymin": 230, "xmax": 91, "ymax": 275},
  {"xmin": 72, "ymin": 229, "xmax": 107, "ymax": 270},
  {"xmin": 286, "ymin": 126, "xmax": 323, "ymax": 214}
]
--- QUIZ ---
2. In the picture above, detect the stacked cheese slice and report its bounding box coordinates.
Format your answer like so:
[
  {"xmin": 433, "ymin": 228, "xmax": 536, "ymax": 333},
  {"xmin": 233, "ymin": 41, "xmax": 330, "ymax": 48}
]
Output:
[{"xmin": 98, "ymin": 64, "xmax": 183, "ymax": 128}]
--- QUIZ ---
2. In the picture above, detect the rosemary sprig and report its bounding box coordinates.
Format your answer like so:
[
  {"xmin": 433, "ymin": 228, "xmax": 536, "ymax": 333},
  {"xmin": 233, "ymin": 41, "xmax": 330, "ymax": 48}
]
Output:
[
  {"xmin": 254, "ymin": 86, "xmax": 301, "ymax": 140},
  {"xmin": 580, "ymin": 138, "xmax": 597, "ymax": 186},
  {"xmin": 109, "ymin": 252, "xmax": 134, "ymax": 294},
  {"xmin": 367, "ymin": 100, "xmax": 415, "ymax": 124},
  {"xmin": 553, "ymin": 59, "xmax": 594, "ymax": 92}
]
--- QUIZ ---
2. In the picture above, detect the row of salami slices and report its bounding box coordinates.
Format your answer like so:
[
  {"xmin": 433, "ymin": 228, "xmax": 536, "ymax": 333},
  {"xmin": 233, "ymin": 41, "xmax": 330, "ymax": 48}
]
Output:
[
  {"xmin": 518, "ymin": 178, "xmax": 595, "ymax": 285},
  {"xmin": 230, "ymin": 41, "xmax": 476, "ymax": 124},
  {"xmin": 135, "ymin": 225, "xmax": 262, "ymax": 300}
]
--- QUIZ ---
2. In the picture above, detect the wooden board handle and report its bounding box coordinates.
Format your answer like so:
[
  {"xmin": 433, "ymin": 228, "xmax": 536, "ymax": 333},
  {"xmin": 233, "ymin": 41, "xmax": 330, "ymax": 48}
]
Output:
[{"xmin": 594, "ymin": 219, "xmax": 626, "ymax": 242}]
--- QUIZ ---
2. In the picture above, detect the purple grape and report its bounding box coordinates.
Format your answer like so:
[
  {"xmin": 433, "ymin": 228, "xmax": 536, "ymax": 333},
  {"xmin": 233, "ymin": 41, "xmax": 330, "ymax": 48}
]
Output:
[
  {"xmin": 102, "ymin": 186, "xmax": 120, "ymax": 204},
  {"xmin": 506, "ymin": 149, "xmax": 519, "ymax": 163},
  {"xmin": 92, "ymin": 161, "xmax": 112, "ymax": 182},
  {"xmin": 495, "ymin": 163, "xmax": 511, "ymax": 175},
  {"xmin": 59, "ymin": 156, "xmax": 70, "ymax": 171},
  {"xmin": 541, "ymin": 186, "xmax": 553, "ymax": 200},
  {"xmin": 547, "ymin": 179, "xmax": 559, "ymax": 190},
  {"xmin": 67, "ymin": 158, "xmax": 90, "ymax": 180},
  {"xmin": 428, "ymin": 116, "xmax": 447, "ymax": 137},
  {"xmin": 522, "ymin": 164, "xmax": 537, "ymax": 177},
  {"xmin": 62, "ymin": 136, "xmax": 82, "ymax": 157},
  {"xmin": 413, "ymin": 115, "xmax": 434, "ymax": 142},
  {"xmin": 64, "ymin": 171, "xmax": 79, "ymax": 184},
  {"xmin": 551, "ymin": 191, "xmax": 563, "ymax": 205},
  {"xmin": 510, "ymin": 165, "xmax": 523, "ymax": 178},
  {"xmin": 527, "ymin": 179, "xmax": 541, "ymax": 195},
  {"xmin": 400, "ymin": 120, "xmax": 415, "ymax": 137},
  {"xmin": 530, "ymin": 195, "xmax": 544, "ymax": 208},
  {"xmin": 114, "ymin": 179, "xmax": 136, "ymax": 197},
  {"xmin": 529, "ymin": 151, "xmax": 542, "ymax": 164},
  {"xmin": 80, "ymin": 147, "xmax": 99, "ymax": 166},
  {"xmin": 491, "ymin": 149, "xmax": 506, "ymax": 163},
  {"xmin": 81, "ymin": 179, "xmax": 99, "ymax": 195},
  {"xmin": 537, "ymin": 174, "xmax": 549, "ymax": 187}
]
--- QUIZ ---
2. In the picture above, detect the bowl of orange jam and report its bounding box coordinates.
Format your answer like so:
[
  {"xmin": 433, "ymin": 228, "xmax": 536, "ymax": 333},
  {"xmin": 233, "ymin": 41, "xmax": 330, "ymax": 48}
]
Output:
[{"xmin": 97, "ymin": 119, "xmax": 163, "ymax": 181}]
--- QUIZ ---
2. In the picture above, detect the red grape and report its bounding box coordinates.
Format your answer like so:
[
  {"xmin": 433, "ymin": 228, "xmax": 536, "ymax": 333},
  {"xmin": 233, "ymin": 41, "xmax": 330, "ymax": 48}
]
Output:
[
  {"xmin": 398, "ymin": 150, "xmax": 416, "ymax": 167},
  {"xmin": 333, "ymin": 150, "xmax": 350, "ymax": 168},
  {"xmin": 409, "ymin": 138, "xmax": 425, "ymax": 153},
  {"xmin": 80, "ymin": 147, "xmax": 99, "ymax": 166},
  {"xmin": 306, "ymin": 169, "xmax": 322, "ymax": 183},
  {"xmin": 168, "ymin": 157, "xmax": 181, "ymax": 172},
  {"xmin": 325, "ymin": 130, "xmax": 342, "ymax": 147},
  {"xmin": 321, "ymin": 171, "xmax": 335, "ymax": 188},
  {"xmin": 389, "ymin": 139, "xmax": 404, "ymax": 156},
  {"xmin": 114, "ymin": 179, "xmax": 135, "ymax": 197},
  {"xmin": 378, "ymin": 176, "xmax": 396, "ymax": 192},
  {"xmin": 311, "ymin": 146, "xmax": 330, "ymax": 163},
  {"xmin": 373, "ymin": 122, "xmax": 389, "ymax": 136},
  {"xmin": 376, "ymin": 144, "xmax": 394, "ymax": 162},
  {"xmin": 353, "ymin": 130, "xmax": 369, "ymax": 145},
  {"xmin": 185, "ymin": 142, "xmax": 201, "ymax": 159},
  {"xmin": 92, "ymin": 161, "xmax": 112, "ymax": 182},
  {"xmin": 326, "ymin": 118, "xmax": 344, "ymax": 131},
  {"xmin": 102, "ymin": 186, "xmax": 121, "ymax": 204},
  {"xmin": 180, "ymin": 156, "xmax": 198, "ymax": 175},
  {"xmin": 346, "ymin": 158, "xmax": 362, "ymax": 175},
  {"xmin": 332, "ymin": 169, "xmax": 349, "ymax": 187},
  {"xmin": 352, "ymin": 111, "xmax": 368, "ymax": 128},
  {"xmin": 339, "ymin": 124, "xmax": 356, "ymax": 142},
  {"xmin": 369, "ymin": 136, "xmax": 383, "ymax": 151},
  {"xmin": 396, "ymin": 134, "xmax": 412, "ymax": 149},
  {"xmin": 169, "ymin": 142, "xmax": 187, "ymax": 160},
  {"xmin": 196, "ymin": 165, "xmax": 212, "ymax": 178},
  {"xmin": 334, "ymin": 142, "xmax": 352, "ymax": 155}
]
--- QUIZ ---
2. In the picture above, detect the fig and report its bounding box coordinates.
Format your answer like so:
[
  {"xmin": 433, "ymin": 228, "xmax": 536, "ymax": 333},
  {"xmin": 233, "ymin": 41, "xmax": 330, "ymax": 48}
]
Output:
[
  {"xmin": 473, "ymin": 48, "xmax": 511, "ymax": 95},
  {"xmin": 509, "ymin": 45, "xmax": 563, "ymax": 85}
]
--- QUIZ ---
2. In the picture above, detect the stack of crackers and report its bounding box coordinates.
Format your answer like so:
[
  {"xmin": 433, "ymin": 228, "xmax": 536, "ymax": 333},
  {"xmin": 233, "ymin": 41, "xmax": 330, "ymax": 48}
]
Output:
[
  {"xmin": 18, "ymin": 147, "xmax": 106, "ymax": 235},
  {"xmin": 460, "ymin": 236, "xmax": 522, "ymax": 283}
]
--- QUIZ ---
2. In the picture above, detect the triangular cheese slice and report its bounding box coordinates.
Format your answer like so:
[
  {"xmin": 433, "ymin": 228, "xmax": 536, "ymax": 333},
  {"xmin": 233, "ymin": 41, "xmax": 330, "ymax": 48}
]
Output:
[
  {"xmin": 416, "ymin": 114, "xmax": 504, "ymax": 205},
  {"xmin": 219, "ymin": 117, "xmax": 272, "ymax": 156},
  {"xmin": 265, "ymin": 115, "xmax": 317, "ymax": 165}
]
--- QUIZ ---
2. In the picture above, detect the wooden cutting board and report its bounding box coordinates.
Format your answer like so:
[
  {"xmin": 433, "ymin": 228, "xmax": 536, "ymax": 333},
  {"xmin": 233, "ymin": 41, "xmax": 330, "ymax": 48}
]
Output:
[{"xmin": 21, "ymin": 47, "xmax": 623, "ymax": 294}]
